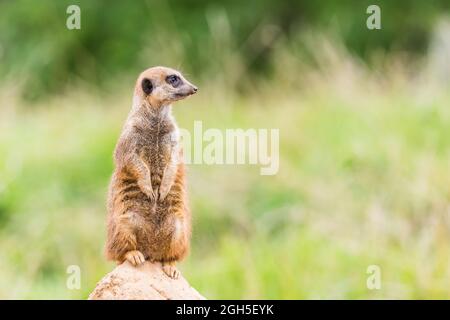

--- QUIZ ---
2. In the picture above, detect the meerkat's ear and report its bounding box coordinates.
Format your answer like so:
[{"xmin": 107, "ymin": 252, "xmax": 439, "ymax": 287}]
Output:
[{"xmin": 141, "ymin": 78, "xmax": 153, "ymax": 95}]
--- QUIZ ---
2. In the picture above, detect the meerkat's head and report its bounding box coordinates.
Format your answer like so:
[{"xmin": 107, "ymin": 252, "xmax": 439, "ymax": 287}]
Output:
[{"xmin": 134, "ymin": 66, "xmax": 197, "ymax": 108}]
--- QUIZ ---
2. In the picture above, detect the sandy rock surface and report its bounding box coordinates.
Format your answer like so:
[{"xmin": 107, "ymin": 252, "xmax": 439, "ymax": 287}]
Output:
[{"xmin": 88, "ymin": 261, "xmax": 205, "ymax": 300}]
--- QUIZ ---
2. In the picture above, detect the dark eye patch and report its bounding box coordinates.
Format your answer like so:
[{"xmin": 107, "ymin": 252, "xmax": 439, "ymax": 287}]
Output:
[
  {"xmin": 141, "ymin": 78, "xmax": 153, "ymax": 95},
  {"xmin": 166, "ymin": 74, "xmax": 182, "ymax": 88}
]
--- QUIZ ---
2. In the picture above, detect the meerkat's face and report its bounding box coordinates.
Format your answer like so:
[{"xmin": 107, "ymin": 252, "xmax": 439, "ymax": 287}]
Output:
[{"xmin": 135, "ymin": 66, "xmax": 197, "ymax": 108}]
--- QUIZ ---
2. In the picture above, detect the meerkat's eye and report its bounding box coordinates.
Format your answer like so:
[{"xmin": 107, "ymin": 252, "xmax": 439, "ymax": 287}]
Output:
[
  {"xmin": 141, "ymin": 78, "xmax": 153, "ymax": 95},
  {"xmin": 166, "ymin": 74, "xmax": 182, "ymax": 88}
]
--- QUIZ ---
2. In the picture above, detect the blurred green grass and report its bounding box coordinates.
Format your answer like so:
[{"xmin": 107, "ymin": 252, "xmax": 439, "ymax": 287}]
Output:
[{"xmin": 0, "ymin": 39, "xmax": 449, "ymax": 299}]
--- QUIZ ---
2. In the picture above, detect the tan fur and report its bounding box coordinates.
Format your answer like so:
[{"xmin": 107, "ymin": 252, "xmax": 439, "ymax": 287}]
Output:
[{"xmin": 105, "ymin": 66, "xmax": 197, "ymax": 278}]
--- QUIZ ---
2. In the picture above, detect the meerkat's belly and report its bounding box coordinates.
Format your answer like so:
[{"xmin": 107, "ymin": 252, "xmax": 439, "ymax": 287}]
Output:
[{"xmin": 137, "ymin": 210, "xmax": 188, "ymax": 261}]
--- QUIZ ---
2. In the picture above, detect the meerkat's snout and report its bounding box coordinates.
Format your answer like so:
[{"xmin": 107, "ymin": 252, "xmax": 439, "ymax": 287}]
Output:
[
  {"xmin": 169, "ymin": 75, "xmax": 198, "ymax": 100},
  {"xmin": 174, "ymin": 83, "xmax": 197, "ymax": 98}
]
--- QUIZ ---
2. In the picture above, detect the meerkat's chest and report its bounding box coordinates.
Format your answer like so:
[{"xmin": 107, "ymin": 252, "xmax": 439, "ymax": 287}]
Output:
[
  {"xmin": 147, "ymin": 123, "xmax": 178, "ymax": 150},
  {"xmin": 138, "ymin": 118, "xmax": 179, "ymax": 167}
]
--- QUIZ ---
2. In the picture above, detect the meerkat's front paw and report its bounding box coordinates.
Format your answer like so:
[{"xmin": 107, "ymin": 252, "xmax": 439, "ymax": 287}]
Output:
[
  {"xmin": 140, "ymin": 184, "xmax": 156, "ymax": 201},
  {"xmin": 158, "ymin": 185, "xmax": 171, "ymax": 201},
  {"xmin": 162, "ymin": 262, "xmax": 180, "ymax": 279},
  {"xmin": 125, "ymin": 250, "xmax": 146, "ymax": 266}
]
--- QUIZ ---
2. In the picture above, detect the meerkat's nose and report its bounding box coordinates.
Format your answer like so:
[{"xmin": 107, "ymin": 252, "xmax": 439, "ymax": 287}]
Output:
[{"xmin": 192, "ymin": 86, "xmax": 198, "ymax": 93}]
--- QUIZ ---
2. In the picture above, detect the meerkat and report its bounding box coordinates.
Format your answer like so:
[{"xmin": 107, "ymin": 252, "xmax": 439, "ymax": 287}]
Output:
[{"xmin": 105, "ymin": 66, "xmax": 197, "ymax": 279}]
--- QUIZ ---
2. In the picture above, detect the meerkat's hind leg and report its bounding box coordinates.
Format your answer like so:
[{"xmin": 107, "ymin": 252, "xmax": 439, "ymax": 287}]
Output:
[
  {"xmin": 124, "ymin": 250, "xmax": 146, "ymax": 266},
  {"xmin": 162, "ymin": 261, "xmax": 180, "ymax": 279}
]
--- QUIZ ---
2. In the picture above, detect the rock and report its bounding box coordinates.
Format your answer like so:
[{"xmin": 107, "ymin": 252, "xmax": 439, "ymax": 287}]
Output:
[{"xmin": 88, "ymin": 261, "xmax": 206, "ymax": 300}]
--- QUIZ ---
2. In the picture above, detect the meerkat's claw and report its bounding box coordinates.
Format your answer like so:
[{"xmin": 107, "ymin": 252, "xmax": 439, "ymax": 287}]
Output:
[
  {"xmin": 125, "ymin": 250, "xmax": 146, "ymax": 266},
  {"xmin": 149, "ymin": 190, "xmax": 156, "ymax": 202},
  {"xmin": 162, "ymin": 263, "xmax": 180, "ymax": 279},
  {"xmin": 143, "ymin": 186, "xmax": 156, "ymax": 202}
]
